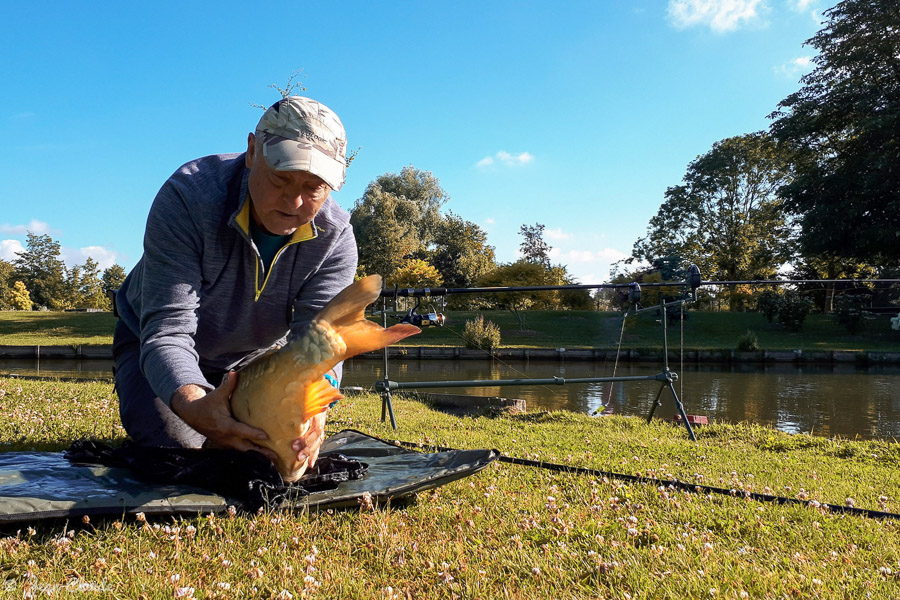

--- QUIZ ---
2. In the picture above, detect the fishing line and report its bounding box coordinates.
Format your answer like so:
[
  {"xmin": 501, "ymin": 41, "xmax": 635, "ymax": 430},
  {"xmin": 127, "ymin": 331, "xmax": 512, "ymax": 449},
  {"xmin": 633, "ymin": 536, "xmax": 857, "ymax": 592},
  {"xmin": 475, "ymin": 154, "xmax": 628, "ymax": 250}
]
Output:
[{"xmin": 370, "ymin": 436, "xmax": 900, "ymax": 522}]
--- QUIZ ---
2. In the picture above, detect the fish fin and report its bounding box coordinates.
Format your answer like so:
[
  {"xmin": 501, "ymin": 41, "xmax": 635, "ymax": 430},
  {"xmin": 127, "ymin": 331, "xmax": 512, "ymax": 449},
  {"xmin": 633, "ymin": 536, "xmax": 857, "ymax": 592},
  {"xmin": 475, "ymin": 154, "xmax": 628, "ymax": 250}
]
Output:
[
  {"xmin": 313, "ymin": 274, "xmax": 384, "ymax": 329},
  {"xmin": 313, "ymin": 274, "xmax": 420, "ymax": 360},
  {"xmin": 302, "ymin": 377, "xmax": 343, "ymax": 422}
]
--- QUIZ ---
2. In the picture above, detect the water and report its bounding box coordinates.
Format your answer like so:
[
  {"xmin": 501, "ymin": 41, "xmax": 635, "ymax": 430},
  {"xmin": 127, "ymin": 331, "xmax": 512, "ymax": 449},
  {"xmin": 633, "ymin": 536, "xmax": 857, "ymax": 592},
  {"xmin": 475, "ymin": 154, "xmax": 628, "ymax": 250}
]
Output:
[
  {"xmin": 2, "ymin": 358, "xmax": 898, "ymax": 440},
  {"xmin": 341, "ymin": 358, "xmax": 900, "ymax": 441}
]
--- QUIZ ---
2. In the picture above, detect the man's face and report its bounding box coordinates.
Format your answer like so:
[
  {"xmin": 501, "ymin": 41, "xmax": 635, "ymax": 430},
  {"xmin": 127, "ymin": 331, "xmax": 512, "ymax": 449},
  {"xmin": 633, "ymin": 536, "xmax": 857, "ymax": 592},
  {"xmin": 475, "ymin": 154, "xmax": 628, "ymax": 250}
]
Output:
[{"xmin": 245, "ymin": 133, "xmax": 331, "ymax": 235}]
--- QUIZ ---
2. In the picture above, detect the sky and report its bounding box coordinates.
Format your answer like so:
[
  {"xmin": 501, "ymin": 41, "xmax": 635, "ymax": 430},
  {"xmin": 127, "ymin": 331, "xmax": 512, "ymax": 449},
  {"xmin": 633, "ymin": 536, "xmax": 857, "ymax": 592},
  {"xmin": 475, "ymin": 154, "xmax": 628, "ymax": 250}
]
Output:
[{"xmin": 0, "ymin": 0, "xmax": 827, "ymax": 285}]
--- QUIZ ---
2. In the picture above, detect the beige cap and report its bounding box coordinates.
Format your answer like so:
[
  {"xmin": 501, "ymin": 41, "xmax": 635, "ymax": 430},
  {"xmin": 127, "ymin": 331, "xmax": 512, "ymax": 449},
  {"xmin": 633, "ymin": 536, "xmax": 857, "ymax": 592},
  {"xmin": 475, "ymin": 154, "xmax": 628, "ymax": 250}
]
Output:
[{"xmin": 255, "ymin": 96, "xmax": 347, "ymax": 191}]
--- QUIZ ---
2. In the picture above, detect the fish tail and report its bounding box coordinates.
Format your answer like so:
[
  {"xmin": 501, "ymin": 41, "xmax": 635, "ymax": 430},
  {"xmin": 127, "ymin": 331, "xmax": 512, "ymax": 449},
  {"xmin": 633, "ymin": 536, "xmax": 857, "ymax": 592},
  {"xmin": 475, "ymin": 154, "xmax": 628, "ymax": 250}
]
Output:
[{"xmin": 315, "ymin": 275, "xmax": 420, "ymax": 358}]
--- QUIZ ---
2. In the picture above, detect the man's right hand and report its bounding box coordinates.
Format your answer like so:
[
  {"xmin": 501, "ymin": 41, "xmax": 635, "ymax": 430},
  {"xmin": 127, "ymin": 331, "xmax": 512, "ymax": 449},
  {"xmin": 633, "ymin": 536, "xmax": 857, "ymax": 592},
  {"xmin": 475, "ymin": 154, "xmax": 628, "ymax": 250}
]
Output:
[{"xmin": 170, "ymin": 372, "xmax": 277, "ymax": 461}]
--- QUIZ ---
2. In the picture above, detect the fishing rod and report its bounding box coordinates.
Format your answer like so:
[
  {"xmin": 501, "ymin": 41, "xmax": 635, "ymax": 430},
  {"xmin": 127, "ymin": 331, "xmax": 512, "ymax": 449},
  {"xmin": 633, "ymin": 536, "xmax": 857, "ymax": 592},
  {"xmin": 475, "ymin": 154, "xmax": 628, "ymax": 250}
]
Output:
[{"xmin": 378, "ymin": 277, "xmax": 900, "ymax": 298}]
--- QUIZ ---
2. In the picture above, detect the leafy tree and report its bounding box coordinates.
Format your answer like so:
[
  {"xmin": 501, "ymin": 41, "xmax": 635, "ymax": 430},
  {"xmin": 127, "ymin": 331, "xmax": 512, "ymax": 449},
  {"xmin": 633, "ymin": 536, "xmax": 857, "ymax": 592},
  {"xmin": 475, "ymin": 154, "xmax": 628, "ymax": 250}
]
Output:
[
  {"xmin": 477, "ymin": 260, "xmax": 549, "ymax": 329},
  {"xmin": 9, "ymin": 281, "xmax": 31, "ymax": 311},
  {"xmin": 631, "ymin": 133, "xmax": 795, "ymax": 310},
  {"xmin": 350, "ymin": 166, "xmax": 448, "ymax": 277},
  {"xmin": 102, "ymin": 264, "xmax": 127, "ymax": 292},
  {"xmin": 385, "ymin": 258, "xmax": 443, "ymax": 289},
  {"xmin": 786, "ymin": 255, "xmax": 877, "ymax": 313},
  {"xmin": 74, "ymin": 257, "xmax": 109, "ymax": 310},
  {"xmin": 0, "ymin": 259, "xmax": 14, "ymax": 309},
  {"xmin": 429, "ymin": 212, "xmax": 496, "ymax": 289},
  {"xmin": 518, "ymin": 223, "xmax": 552, "ymax": 268},
  {"xmin": 769, "ymin": 0, "xmax": 900, "ymax": 266},
  {"xmin": 12, "ymin": 232, "xmax": 68, "ymax": 309}
]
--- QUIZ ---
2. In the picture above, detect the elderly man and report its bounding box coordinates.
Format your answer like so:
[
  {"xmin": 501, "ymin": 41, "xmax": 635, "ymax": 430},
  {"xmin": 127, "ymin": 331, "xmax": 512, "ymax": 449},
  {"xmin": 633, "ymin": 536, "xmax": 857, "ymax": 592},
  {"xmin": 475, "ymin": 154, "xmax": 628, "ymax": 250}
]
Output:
[{"xmin": 113, "ymin": 97, "xmax": 357, "ymax": 471}]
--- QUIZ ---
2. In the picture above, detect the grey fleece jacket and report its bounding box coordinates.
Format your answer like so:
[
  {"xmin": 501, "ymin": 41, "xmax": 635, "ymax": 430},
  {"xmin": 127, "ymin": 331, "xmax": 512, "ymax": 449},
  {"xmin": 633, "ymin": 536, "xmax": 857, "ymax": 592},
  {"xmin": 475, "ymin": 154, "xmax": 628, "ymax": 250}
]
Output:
[{"xmin": 116, "ymin": 153, "xmax": 358, "ymax": 406}]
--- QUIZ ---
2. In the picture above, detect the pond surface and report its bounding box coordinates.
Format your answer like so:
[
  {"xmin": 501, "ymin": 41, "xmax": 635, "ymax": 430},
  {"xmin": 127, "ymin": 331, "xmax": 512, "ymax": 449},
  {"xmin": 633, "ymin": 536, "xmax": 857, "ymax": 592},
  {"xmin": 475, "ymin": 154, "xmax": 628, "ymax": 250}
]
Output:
[
  {"xmin": 341, "ymin": 358, "xmax": 900, "ymax": 441},
  {"xmin": 1, "ymin": 358, "xmax": 898, "ymax": 441}
]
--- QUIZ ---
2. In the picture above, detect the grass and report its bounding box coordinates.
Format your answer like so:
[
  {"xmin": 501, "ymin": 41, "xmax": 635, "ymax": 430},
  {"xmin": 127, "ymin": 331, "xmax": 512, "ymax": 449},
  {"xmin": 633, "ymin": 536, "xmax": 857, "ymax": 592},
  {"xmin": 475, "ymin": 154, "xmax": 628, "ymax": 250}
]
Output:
[
  {"xmin": 0, "ymin": 377, "xmax": 898, "ymax": 598},
  {"xmin": 397, "ymin": 309, "xmax": 900, "ymax": 352},
  {"xmin": 0, "ymin": 311, "xmax": 118, "ymax": 346},
  {"xmin": 5, "ymin": 309, "xmax": 897, "ymax": 353}
]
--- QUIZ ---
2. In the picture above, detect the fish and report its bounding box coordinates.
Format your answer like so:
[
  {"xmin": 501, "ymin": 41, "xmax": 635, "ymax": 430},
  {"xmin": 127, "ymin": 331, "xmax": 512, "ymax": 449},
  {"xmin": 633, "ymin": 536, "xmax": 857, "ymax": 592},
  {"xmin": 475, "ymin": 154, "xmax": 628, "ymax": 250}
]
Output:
[{"xmin": 229, "ymin": 274, "xmax": 420, "ymax": 482}]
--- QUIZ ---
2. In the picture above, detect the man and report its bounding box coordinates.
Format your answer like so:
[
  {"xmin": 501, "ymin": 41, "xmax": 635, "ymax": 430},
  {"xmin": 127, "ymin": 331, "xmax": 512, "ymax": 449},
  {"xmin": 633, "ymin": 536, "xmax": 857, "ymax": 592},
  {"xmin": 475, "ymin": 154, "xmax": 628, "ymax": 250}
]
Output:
[{"xmin": 114, "ymin": 96, "xmax": 357, "ymax": 471}]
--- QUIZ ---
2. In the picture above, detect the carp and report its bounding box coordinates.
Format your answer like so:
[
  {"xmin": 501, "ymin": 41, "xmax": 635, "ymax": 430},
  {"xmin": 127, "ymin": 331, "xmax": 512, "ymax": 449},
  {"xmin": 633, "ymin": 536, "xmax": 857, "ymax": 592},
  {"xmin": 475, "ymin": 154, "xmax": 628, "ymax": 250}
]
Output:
[{"xmin": 230, "ymin": 275, "xmax": 419, "ymax": 482}]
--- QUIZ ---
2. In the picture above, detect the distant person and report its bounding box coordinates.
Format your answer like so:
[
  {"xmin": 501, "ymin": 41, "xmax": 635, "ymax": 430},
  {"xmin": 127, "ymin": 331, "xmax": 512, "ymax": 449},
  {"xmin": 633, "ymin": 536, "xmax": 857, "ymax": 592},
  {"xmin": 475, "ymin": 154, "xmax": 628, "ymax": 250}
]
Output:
[{"xmin": 113, "ymin": 96, "xmax": 357, "ymax": 471}]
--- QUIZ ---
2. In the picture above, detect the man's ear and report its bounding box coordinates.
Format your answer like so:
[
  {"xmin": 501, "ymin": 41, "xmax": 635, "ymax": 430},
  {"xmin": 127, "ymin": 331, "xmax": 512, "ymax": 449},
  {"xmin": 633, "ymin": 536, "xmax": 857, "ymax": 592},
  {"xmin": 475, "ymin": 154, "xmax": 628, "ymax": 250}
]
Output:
[{"xmin": 246, "ymin": 133, "xmax": 256, "ymax": 168}]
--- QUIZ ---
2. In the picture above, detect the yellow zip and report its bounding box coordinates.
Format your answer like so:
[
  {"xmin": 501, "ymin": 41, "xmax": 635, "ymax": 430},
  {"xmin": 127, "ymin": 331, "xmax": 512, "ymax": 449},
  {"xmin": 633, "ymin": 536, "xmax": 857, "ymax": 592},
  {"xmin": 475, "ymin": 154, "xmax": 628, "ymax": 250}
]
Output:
[{"xmin": 253, "ymin": 224, "xmax": 317, "ymax": 301}]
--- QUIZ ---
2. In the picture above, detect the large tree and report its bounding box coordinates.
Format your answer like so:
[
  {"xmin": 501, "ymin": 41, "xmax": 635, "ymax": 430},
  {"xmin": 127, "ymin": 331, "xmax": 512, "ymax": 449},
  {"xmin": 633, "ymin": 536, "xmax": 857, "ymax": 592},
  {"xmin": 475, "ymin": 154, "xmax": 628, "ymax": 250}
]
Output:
[
  {"xmin": 350, "ymin": 166, "xmax": 448, "ymax": 278},
  {"xmin": 429, "ymin": 212, "xmax": 496, "ymax": 289},
  {"xmin": 12, "ymin": 232, "xmax": 68, "ymax": 309},
  {"xmin": 631, "ymin": 133, "xmax": 795, "ymax": 308},
  {"xmin": 769, "ymin": 0, "xmax": 900, "ymax": 266},
  {"xmin": 518, "ymin": 223, "xmax": 552, "ymax": 268}
]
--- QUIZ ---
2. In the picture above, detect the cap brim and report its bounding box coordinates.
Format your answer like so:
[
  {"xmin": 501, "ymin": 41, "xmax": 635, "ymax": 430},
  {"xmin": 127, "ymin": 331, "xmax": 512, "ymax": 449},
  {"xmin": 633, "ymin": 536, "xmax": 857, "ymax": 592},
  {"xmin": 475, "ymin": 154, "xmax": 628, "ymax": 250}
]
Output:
[{"xmin": 261, "ymin": 135, "xmax": 345, "ymax": 191}]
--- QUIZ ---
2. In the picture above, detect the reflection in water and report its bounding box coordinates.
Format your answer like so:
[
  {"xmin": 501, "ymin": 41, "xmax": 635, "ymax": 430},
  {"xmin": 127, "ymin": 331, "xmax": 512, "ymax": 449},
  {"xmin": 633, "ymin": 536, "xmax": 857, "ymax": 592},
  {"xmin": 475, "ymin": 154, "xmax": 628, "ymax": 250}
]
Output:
[
  {"xmin": 1, "ymin": 357, "xmax": 898, "ymax": 440},
  {"xmin": 342, "ymin": 358, "xmax": 900, "ymax": 441}
]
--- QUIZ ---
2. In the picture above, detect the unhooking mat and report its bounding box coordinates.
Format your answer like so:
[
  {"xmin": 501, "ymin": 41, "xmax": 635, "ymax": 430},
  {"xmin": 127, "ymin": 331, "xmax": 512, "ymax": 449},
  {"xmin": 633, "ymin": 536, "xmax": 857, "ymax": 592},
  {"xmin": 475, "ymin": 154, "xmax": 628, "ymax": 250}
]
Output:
[{"xmin": 0, "ymin": 430, "xmax": 497, "ymax": 523}]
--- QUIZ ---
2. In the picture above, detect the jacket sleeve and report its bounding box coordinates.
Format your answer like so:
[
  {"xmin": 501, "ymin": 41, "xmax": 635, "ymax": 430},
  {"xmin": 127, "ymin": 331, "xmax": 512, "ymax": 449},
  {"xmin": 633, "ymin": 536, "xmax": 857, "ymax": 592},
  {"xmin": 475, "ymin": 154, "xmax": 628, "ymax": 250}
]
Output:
[{"xmin": 137, "ymin": 180, "xmax": 214, "ymax": 406}]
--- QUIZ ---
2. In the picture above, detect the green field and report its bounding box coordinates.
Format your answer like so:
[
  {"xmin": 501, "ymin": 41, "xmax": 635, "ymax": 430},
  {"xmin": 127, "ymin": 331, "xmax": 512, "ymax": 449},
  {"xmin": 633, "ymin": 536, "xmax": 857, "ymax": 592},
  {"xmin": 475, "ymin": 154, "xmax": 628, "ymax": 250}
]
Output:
[
  {"xmin": 0, "ymin": 311, "xmax": 118, "ymax": 346},
  {"xmin": 0, "ymin": 377, "xmax": 898, "ymax": 598},
  {"xmin": 1, "ymin": 308, "xmax": 898, "ymax": 352}
]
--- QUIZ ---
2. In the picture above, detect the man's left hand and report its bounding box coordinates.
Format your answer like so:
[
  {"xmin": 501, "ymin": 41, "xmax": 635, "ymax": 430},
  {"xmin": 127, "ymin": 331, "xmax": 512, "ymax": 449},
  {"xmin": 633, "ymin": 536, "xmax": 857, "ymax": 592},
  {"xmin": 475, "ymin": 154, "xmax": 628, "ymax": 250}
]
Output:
[{"xmin": 291, "ymin": 411, "xmax": 328, "ymax": 470}]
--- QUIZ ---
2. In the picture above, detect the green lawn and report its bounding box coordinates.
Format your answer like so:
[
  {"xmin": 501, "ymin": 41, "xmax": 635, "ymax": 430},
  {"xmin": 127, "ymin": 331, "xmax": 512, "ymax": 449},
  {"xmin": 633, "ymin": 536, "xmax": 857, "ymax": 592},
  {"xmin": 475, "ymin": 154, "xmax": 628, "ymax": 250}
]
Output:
[
  {"xmin": 0, "ymin": 311, "xmax": 118, "ymax": 346},
  {"xmin": 1, "ymin": 308, "xmax": 898, "ymax": 352},
  {"xmin": 0, "ymin": 377, "xmax": 897, "ymax": 598}
]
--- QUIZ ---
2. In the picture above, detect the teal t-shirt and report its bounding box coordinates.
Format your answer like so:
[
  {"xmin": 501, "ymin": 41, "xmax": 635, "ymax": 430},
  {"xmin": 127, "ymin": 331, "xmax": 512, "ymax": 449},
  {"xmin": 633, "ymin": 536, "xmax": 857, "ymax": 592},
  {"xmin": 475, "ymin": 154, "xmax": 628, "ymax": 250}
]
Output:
[{"xmin": 250, "ymin": 219, "xmax": 291, "ymax": 273}]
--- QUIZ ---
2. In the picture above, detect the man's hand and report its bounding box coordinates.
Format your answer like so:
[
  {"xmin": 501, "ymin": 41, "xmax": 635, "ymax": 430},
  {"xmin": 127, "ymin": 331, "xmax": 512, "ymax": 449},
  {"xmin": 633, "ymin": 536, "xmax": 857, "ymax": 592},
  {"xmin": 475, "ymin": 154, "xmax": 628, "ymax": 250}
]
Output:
[
  {"xmin": 171, "ymin": 372, "xmax": 277, "ymax": 462},
  {"xmin": 291, "ymin": 410, "xmax": 328, "ymax": 470}
]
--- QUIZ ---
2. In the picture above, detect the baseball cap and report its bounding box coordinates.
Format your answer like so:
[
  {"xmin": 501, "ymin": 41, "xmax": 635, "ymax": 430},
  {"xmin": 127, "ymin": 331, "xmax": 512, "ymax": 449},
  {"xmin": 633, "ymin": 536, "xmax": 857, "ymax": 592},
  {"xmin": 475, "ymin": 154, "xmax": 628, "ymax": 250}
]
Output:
[{"xmin": 255, "ymin": 96, "xmax": 347, "ymax": 191}]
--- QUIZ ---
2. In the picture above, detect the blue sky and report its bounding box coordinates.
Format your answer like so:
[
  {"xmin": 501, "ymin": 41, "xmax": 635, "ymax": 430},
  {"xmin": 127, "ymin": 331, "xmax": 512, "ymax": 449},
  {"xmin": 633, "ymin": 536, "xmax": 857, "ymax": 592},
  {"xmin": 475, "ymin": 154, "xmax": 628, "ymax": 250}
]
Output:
[{"xmin": 1, "ymin": 0, "xmax": 825, "ymax": 284}]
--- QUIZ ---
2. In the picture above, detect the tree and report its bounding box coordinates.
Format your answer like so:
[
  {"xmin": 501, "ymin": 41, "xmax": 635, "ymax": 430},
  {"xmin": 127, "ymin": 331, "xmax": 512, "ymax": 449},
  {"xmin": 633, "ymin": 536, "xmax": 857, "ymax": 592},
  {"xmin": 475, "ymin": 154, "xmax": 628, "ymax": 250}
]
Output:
[
  {"xmin": 102, "ymin": 264, "xmax": 128, "ymax": 292},
  {"xmin": 75, "ymin": 257, "xmax": 109, "ymax": 310},
  {"xmin": 385, "ymin": 258, "xmax": 443, "ymax": 289},
  {"xmin": 787, "ymin": 255, "xmax": 878, "ymax": 313},
  {"xmin": 429, "ymin": 212, "xmax": 497, "ymax": 289},
  {"xmin": 477, "ymin": 260, "xmax": 549, "ymax": 329},
  {"xmin": 0, "ymin": 259, "xmax": 14, "ymax": 309},
  {"xmin": 9, "ymin": 281, "xmax": 31, "ymax": 310},
  {"xmin": 518, "ymin": 223, "xmax": 552, "ymax": 268},
  {"xmin": 769, "ymin": 0, "xmax": 900, "ymax": 266},
  {"xmin": 631, "ymin": 133, "xmax": 795, "ymax": 310},
  {"xmin": 12, "ymin": 232, "xmax": 68, "ymax": 309},
  {"xmin": 350, "ymin": 166, "xmax": 449, "ymax": 277}
]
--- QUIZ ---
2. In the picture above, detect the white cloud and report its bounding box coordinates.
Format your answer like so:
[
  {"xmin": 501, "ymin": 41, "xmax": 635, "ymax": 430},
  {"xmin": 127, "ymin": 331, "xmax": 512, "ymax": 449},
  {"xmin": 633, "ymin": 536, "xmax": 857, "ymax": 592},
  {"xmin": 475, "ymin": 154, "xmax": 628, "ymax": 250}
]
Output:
[
  {"xmin": 0, "ymin": 220, "xmax": 52, "ymax": 236},
  {"xmin": 667, "ymin": 0, "xmax": 768, "ymax": 33},
  {"xmin": 476, "ymin": 151, "xmax": 534, "ymax": 168},
  {"xmin": 484, "ymin": 217, "xmax": 495, "ymax": 225},
  {"xmin": 775, "ymin": 55, "xmax": 813, "ymax": 77},
  {"xmin": 544, "ymin": 227, "xmax": 572, "ymax": 241},
  {"xmin": 0, "ymin": 239, "xmax": 26, "ymax": 262},
  {"xmin": 60, "ymin": 246, "xmax": 119, "ymax": 270},
  {"xmin": 544, "ymin": 244, "xmax": 630, "ymax": 284},
  {"xmin": 787, "ymin": 0, "xmax": 815, "ymax": 11}
]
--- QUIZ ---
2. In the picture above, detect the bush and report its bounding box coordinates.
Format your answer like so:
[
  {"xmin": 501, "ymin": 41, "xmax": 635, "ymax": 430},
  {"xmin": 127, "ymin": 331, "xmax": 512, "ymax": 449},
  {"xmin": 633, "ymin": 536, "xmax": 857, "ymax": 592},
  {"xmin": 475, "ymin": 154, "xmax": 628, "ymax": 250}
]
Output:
[
  {"xmin": 834, "ymin": 294, "xmax": 871, "ymax": 334},
  {"xmin": 755, "ymin": 289, "xmax": 781, "ymax": 323},
  {"xmin": 777, "ymin": 294, "xmax": 813, "ymax": 331},
  {"xmin": 463, "ymin": 315, "xmax": 501, "ymax": 350},
  {"xmin": 736, "ymin": 329, "xmax": 760, "ymax": 351}
]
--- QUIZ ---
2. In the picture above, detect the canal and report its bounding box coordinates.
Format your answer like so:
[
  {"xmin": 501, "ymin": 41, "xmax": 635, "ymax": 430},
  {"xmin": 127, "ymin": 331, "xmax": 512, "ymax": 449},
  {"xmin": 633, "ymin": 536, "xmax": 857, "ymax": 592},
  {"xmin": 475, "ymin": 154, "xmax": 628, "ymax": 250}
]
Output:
[{"xmin": 1, "ymin": 358, "xmax": 898, "ymax": 440}]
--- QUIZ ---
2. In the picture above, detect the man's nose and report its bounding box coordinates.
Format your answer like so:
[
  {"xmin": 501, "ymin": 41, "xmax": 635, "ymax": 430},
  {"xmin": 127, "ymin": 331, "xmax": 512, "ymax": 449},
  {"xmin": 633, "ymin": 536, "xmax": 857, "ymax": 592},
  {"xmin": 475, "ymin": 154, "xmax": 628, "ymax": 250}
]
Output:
[{"xmin": 283, "ymin": 186, "xmax": 304, "ymax": 207}]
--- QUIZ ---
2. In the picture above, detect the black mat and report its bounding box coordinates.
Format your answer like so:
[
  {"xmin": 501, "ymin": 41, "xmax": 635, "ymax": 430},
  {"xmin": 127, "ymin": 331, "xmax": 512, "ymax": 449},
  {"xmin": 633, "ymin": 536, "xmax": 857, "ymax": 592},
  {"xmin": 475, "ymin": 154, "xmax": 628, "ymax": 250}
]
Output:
[{"xmin": 0, "ymin": 430, "xmax": 497, "ymax": 523}]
